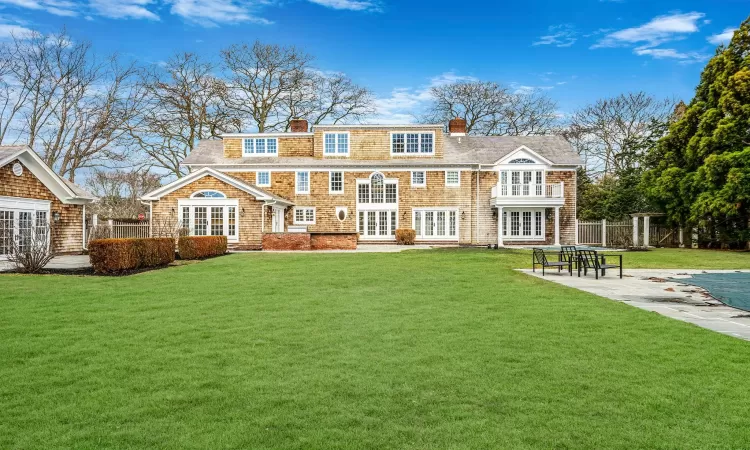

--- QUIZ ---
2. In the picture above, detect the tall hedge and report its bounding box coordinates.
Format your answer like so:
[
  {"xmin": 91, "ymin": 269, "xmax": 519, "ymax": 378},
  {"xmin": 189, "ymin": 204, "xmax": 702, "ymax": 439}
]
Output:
[
  {"xmin": 178, "ymin": 236, "xmax": 227, "ymax": 260},
  {"xmin": 89, "ymin": 238, "xmax": 175, "ymax": 274}
]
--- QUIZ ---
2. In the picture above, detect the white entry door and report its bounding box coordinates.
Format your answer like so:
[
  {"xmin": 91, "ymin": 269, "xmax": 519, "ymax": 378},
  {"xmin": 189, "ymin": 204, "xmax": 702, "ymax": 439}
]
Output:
[
  {"xmin": 413, "ymin": 208, "xmax": 458, "ymax": 241},
  {"xmin": 272, "ymin": 207, "xmax": 284, "ymax": 232}
]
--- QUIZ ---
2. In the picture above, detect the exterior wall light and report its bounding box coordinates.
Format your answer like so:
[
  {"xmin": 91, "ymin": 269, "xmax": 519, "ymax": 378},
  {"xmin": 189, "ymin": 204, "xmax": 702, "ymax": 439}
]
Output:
[{"xmin": 52, "ymin": 211, "xmax": 61, "ymax": 222}]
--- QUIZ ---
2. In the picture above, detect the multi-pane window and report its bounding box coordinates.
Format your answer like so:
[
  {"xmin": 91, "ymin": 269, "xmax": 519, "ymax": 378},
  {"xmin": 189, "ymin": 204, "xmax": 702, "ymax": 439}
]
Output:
[
  {"xmin": 501, "ymin": 209, "xmax": 544, "ymax": 239},
  {"xmin": 445, "ymin": 171, "xmax": 460, "ymax": 187},
  {"xmin": 182, "ymin": 207, "xmax": 190, "ymax": 228},
  {"xmin": 535, "ymin": 171, "xmax": 543, "ymax": 196},
  {"xmin": 535, "ymin": 211, "xmax": 542, "ymax": 237},
  {"xmin": 385, "ymin": 184, "xmax": 397, "ymax": 203},
  {"xmin": 228, "ymin": 207, "xmax": 236, "ymax": 237},
  {"xmin": 358, "ymin": 183, "xmax": 370, "ymax": 204},
  {"xmin": 194, "ymin": 207, "xmax": 207, "ymax": 236},
  {"xmin": 358, "ymin": 212, "xmax": 365, "ymax": 236},
  {"xmin": 211, "ymin": 207, "xmax": 224, "ymax": 236},
  {"xmin": 449, "ymin": 211, "xmax": 456, "ymax": 236},
  {"xmin": 243, "ymin": 138, "xmax": 278, "ymax": 156},
  {"xmin": 296, "ymin": 171, "xmax": 310, "ymax": 194},
  {"xmin": 329, "ymin": 171, "xmax": 343, "ymax": 194},
  {"xmin": 411, "ymin": 171, "xmax": 425, "ymax": 187},
  {"xmin": 257, "ymin": 171, "xmax": 271, "ymax": 187},
  {"xmin": 379, "ymin": 211, "xmax": 388, "ymax": 236},
  {"xmin": 324, "ymin": 133, "xmax": 349, "ymax": 155},
  {"xmin": 294, "ymin": 207, "xmax": 315, "ymax": 224},
  {"xmin": 523, "ymin": 171, "xmax": 532, "ymax": 196},
  {"xmin": 499, "ymin": 170, "xmax": 545, "ymax": 197},
  {"xmin": 391, "ymin": 132, "xmax": 435, "ymax": 154},
  {"xmin": 357, "ymin": 173, "xmax": 397, "ymax": 204}
]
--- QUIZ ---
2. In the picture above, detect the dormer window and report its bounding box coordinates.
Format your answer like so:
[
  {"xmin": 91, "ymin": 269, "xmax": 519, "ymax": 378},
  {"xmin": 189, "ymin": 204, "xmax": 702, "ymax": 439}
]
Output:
[
  {"xmin": 324, "ymin": 132, "xmax": 349, "ymax": 156},
  {"xmin": 243, "ymin": 138, "xmax": 278, "ymax": 156},
  {"xmin": 391, "ymin": 132, "xmax": 434, "ymax": 155}
]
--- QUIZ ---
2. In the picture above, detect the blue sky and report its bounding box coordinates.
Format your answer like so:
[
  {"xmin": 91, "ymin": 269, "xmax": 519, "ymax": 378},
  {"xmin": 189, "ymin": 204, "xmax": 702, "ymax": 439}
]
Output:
[{"xmin": 1, "ymin": 0, "xmax": 747, "ymax": 123}]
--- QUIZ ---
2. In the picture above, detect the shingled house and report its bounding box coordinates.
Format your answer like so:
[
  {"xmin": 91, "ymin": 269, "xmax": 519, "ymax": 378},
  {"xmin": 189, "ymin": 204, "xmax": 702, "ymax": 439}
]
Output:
[
  {"xmin": 0, "ymin": 145, "xmax": 95, "ymax": 257},
  {"xmin": 142, "ymin": 119, "xmax": 581, "ymax": 249}
]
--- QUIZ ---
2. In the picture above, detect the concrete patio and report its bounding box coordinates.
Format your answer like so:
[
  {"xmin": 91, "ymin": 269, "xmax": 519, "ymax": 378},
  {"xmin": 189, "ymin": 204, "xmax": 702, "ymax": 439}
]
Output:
[
  {"xmin": 0, "ymin": 255, "xmax": 91, "ymax": 272},
  {"xmin": 521, "ymin": 268, "xmax": 750, "ymax": 341}
]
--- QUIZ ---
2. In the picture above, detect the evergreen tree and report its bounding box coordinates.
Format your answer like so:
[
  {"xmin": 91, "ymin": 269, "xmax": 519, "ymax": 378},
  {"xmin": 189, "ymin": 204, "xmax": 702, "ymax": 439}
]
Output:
[{"xmin": 644, "ymin": 17, "xmax": 750, "ymax": 248}]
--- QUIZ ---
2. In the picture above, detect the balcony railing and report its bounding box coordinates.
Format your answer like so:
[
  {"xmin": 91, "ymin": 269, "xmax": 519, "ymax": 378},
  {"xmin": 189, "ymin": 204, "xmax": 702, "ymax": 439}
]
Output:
[{"xmin": 491, "ymin": 183, "xmax": 564, "ymax": 199}]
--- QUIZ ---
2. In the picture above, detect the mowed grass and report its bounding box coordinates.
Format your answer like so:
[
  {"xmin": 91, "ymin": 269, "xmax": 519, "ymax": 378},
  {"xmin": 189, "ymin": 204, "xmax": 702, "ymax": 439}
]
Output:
[{"xmin": 1, "ymin": 248, "xmax": 750, "ymax": 449}]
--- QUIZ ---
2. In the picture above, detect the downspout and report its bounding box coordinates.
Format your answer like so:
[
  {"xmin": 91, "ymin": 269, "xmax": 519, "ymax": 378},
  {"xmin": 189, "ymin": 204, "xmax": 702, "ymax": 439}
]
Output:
[
  {"xmin": 82, "ymin": 204, "xmax": 87, "ymax": 251},
  {"xmin": 475, "ymin": 164, "xmax": 479, "ymax": 245}
]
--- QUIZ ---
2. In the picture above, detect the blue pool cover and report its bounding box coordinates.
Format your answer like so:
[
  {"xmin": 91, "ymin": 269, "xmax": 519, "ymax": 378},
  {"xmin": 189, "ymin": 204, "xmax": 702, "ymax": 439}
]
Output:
[{"xmin": 674, "ymin": 273, "xmax": 750, "ymax": 312}]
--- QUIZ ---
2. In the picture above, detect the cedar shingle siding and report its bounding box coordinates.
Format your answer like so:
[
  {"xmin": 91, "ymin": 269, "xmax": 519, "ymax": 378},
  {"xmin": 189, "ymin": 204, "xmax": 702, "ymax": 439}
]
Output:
[{"xmin": 149, "ymin": 124, "xmax": 581, "ymax": 249}]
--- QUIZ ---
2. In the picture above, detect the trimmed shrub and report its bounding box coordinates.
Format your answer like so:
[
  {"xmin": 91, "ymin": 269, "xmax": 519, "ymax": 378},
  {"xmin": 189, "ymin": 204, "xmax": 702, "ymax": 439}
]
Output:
[
  {"xmin": 88, "ymin": 238, "xmax": 175, "ymax": 274},
  {"xmin": 178, "ymin": 236, "xmax": 228, "ymax": 260},
  {"xmin": 395, "ymin": 228, "xmax": 416, "ymax": 245}
]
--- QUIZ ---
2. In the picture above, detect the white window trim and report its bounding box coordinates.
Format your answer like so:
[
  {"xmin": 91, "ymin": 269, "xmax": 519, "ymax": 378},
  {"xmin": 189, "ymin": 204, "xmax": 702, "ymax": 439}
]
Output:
[
  {"xmin": 296, "ymin": 171, "xmax": 310, "ymax": 195},
  {"xmin": 411, "ymin": 207, "xmax": 460, "ymax": 241},
  {"xmin": 242, "ymin": 137, "xmax": 279, "ymax": 157},
  {"xmin": 355, "ymin": 174, "xmax": 399, "ymax": 210},
  {"xmin": 329, "ymin": 171, "xmax": 344, "ymax": 195},
  {"xmin": 190, "ymin": 190, "xmax": 227, "ymax": 198},
  {"xmin": 389, "ymin": 131, "xmax": 435, "ymax": 156},
  {"xmin": 256, "ymin": 171, "xmax": 271, "ymax": 187},
  {"xmin": 177, "ymin": 198, "xmax": 240, "ymax": 243},
  {"xmin": 293, "ymin": 207, "xmax": 316, "ymax": 225},
  {"xmin": 410, "ymin": 171, "xmax": 426, "ymax": 188},
  {"xmin": 501, "ymin": 207, "xmax": 546, "ymax": 241},
  {"xmin": 445, "ymin": 170, "xmax": 461, "ymax": 187},
  {"xmin": 323, "ymin": 131, "xmax": 350, "ymax": 157}
]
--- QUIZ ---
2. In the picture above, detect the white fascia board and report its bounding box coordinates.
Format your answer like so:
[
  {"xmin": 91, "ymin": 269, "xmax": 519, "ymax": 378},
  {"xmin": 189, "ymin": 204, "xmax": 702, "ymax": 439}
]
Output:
[
  {"xmin": 494, "ymin": 146, "xmax": 555, "ymax": 166},
  {"xmin": 220, "ymin": 132, "xmax": 314, "ymax": 138}
]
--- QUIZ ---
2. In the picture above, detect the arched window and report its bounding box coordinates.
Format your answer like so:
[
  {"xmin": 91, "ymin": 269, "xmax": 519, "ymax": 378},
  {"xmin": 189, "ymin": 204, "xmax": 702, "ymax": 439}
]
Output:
[
  {"xmin": 509, "ymin": 158, "xmax": 536, "ymax": 164},
  {"xmin": 357, "ymin": 172, "xmax": 397, "ymax": 204},
  {"xmin": 191, "ymin": 190, "xmax": 226, "ymax": 199}
]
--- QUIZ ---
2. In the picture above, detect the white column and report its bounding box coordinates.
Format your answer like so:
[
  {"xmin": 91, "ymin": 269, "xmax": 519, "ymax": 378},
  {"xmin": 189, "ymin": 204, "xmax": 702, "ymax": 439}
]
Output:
[
  {"xmin": 643, "ymin": 216, "xmax": 650, "ymax": 248},
  {"xmin": 497, "ymin": 207, "xmax": 503, "ymax": 247},
  {"xmin": 554, "ymin": 207, "xmax": 560, "ymax": 246},
  {"xmin": 261, "ymin": 205, "xmax": 265, "ymax": 233},
  {"xmin": 679, "ymin": 228, "xmax": 684, "ymax": 248},
  {"xmin": 632, "ymin": 216, "xmax": 639, "ymax": 247},
  {"xmin": 601, "ymin": 219, "xmax": 607, "ymax": 247}
]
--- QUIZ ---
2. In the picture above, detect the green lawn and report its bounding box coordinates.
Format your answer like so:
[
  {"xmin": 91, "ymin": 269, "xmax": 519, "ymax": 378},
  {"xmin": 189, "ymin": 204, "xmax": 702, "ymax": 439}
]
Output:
[{"xmin": 1, "ymin": 248, "xmax": 750, "ymax": 449}]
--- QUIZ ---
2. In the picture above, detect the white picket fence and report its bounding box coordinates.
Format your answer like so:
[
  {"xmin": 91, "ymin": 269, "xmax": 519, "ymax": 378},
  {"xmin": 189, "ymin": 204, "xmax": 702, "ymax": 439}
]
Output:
[
  {"xmin": 577, "ymin": 219, "xmax": 633, "ymax": 247},
  {"xmin": 86, "ymin": 217, "xmax": 151, "ymax": 244}
]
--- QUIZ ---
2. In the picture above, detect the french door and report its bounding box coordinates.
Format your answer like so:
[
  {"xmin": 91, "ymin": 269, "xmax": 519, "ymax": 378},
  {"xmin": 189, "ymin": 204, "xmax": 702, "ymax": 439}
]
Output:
[
  {"xmin": 358, "ymin": 210, "xmax": 397, "ymax": 239},
  {"xmin": 413, "ymin": 208, "xmax": 458, "ymax": 241},
  {"xmin": 0, "ymin": 208, "xmax": 49, "ymax": 256}
]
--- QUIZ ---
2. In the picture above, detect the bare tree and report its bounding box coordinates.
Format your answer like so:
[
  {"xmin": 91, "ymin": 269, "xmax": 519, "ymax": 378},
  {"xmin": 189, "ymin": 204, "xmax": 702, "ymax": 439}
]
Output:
[
  {"xmin": 4, "ymin": 221, "xmax": 55, "ymax": 273},
  {"xmin": 566, "ymin": 92, "xmax": 675, "ymax": 175},
  {"xmin": 221, "ymin": 41, "xmax": 373, "ymax": 132},
  {"xmin": 128, "ymin": 53, "xmax": 238, "ymax": 177},
  {"xmin": 0, "ymin": 29, "xmax": 145, "ymax": 182},
  {"xmin": 86, "ymin": 168, "xmax": 161, "ymax": 219},
  {"xmin": 423, "ymin": 80, "xmax": 558, "ymax": 136}
]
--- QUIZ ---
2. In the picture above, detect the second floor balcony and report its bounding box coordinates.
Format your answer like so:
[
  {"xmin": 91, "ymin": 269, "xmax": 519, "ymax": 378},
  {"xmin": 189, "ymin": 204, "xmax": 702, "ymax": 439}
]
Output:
[{"xmin": 491, "ymin": 182, "xmax": 565, "ymax": 207}]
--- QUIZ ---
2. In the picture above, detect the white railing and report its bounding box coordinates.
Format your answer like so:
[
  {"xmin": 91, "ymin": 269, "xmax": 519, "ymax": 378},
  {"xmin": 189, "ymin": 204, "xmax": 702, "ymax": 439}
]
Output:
[
  {"xmin": 87, "ymin": 219, "xmax": 151, "ymax": 242},
  {"xmin": 491, "ymin": 182, "xmax": 564, "ymax": 198}
]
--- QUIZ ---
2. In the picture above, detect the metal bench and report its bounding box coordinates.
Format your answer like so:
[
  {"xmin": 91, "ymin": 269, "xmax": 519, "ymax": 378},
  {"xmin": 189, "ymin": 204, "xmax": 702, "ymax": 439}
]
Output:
[
  {"xmin": 577, "ymin": 249, "xmax": 623, "ymax": 279},
  {"xmin": 532, "ymin": 248, "xmax": 573, "ymax": 276}
]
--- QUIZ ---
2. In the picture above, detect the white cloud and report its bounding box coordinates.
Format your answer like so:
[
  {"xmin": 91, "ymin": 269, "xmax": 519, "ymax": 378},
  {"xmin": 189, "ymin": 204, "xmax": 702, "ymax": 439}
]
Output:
[
  {"xmin": 0, "ymin": 0, "xmax": 79, "ymax": 16},
  {"xmin": 371, "ymin": 72, "xmax": 477, "ymax": 124},
  {"xmin": 168, "ymin": 0, "xmax": 272, "ymax": 26},
  {"xmin": 633, "ymin": 46, "xmax": 708, "ymax": 63},
  {"xmin": 306, "ymin": 0, "xmax": 379, "ymax": 11},
  {"xmin": 89, "ymin": 0, "xmax": 159, "ymax": 19},
  {"xmin": 593, "ymin": 11, "xmax": 705, "ymax": 48},
  {"xmin": 533, "ymin": 24, "xmax": 577, "ymax": 47},
  {"xmin": 0, "ymin": 23, "xmax": 36, "ymax": 39},
  {"xmin": 591, "ymin": 11, "xmax": 710, "ymax": 62},
  {"xmin": 707, "ymin": 27, "xmax": 737, "ymax": 45}
]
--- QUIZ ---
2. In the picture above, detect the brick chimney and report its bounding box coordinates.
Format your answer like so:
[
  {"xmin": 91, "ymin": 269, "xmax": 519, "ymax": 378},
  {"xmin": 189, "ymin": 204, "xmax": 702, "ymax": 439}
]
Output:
[
  {"xmin": 448, "ymin": 117, "xmax": 467, "ymax": 136},
  {"xmin": 290, "ymin": 118, "xmax": 308, "ymax": 133}
]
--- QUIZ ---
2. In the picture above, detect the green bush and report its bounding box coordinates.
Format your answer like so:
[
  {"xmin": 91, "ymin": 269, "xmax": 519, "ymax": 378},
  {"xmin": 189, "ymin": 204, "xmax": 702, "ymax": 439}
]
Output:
[
  {"xmin": 88, "ymin": 238, "xmax": 175, "ymax": 274},
  {"xmin": 395, "ymin": 229, "xmax": 416, "ymax": 245},
  {"xmin": 178, "ymin": 236, "xmax": 228, "ymax": 260}
]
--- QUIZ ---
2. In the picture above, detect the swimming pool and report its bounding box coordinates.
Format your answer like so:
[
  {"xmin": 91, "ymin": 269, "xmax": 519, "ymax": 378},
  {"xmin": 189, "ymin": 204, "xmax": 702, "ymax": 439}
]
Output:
[{"xmin": 673, "ymin": 272, "xmax": 750, "ymax": 312}]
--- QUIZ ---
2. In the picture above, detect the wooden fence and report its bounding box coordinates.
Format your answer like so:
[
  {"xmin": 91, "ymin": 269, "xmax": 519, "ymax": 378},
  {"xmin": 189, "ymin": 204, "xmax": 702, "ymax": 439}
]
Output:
[
  {"xmin": 86, "ymin": 218, "xmax": 150, "ymax": 245},
  {"xmin": 577, "ymin": 219, "xmax": 682, "ymax": 248}
]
